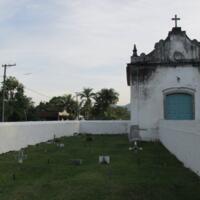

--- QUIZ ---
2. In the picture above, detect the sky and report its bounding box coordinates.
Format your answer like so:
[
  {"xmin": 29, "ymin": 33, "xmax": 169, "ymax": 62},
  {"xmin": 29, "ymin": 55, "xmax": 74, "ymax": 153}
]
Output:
[{"xmin": 0, "ymin": 0, "xmax": 200, "ymax": 105}]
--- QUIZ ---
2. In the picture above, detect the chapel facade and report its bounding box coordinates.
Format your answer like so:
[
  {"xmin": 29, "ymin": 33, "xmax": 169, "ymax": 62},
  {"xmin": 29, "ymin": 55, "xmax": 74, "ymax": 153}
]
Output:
[{"xmin": 126, "ymin": 16, "xmax": 200, "ymax": 139}]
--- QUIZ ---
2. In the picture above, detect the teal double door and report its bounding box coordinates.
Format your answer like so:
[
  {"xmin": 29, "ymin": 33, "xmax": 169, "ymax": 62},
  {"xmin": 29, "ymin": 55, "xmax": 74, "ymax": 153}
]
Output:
[{"xmin": 164, "ymin": 93, "xmax": 194, "ymax": 120}]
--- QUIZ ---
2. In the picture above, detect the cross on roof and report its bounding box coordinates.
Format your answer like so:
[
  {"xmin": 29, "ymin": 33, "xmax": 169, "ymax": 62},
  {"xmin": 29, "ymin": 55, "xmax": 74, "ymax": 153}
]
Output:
[{"xmin": 172, "ymin": 14, "xmax": 181, "ymax": 28}]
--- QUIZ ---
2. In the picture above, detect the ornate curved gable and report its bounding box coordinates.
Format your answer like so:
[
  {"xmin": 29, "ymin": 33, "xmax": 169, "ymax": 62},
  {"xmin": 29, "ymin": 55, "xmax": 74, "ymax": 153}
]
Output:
[
  {"xmin": 127, "ymin": 26, "xmax": 200, "ymax": 85},
  {"xmin": 131, "ymin": 27, "xmax": 200, "ymax": 64}
]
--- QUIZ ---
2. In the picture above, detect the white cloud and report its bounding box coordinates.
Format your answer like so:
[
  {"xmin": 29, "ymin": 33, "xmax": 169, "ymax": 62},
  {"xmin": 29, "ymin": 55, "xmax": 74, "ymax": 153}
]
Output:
[{"xmin": 0, "ymin": 0, "xmax": 200, "ymax": 105}]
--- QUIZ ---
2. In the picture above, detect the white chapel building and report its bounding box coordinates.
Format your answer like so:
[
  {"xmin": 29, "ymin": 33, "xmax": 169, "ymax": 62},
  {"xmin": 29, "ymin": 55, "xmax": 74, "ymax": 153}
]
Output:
[{"xmin": 126, "ymin": 16, "xmax": 200, "ymax": 139}]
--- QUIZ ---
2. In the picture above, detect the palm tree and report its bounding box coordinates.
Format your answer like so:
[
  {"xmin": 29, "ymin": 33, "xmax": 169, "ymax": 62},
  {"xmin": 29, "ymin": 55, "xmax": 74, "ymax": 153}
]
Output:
[
  {"xmin": 93, "ymin": 88, "xmax": 119, "ymax": 119},
  {"xmin": 48, "ymin": 94, "xmax": 77, "ymax": 119},
  {"xmin": 78, "ymin": 88, "xmax": 95, "ymax": 119}
]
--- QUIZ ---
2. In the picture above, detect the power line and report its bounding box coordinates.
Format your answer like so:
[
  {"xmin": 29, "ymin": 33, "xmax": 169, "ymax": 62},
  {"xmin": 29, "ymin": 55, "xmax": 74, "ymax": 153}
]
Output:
[{"xmin": 24, "ymin": 87, "xmax": 51, "ymax": 99}]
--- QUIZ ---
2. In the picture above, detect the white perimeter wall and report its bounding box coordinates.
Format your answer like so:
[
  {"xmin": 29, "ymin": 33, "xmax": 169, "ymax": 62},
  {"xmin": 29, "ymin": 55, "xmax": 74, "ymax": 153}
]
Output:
[
  {"xmin": 0, "ymin": 121, "xmax": 129, "ymax": 154},
  {"xmin": 159, "ymin": 120, "xmax": 200, "ymax": 175},
  {"xmin": 80, "ymin": 121, "xmax": 129, "ymax": 134},
  {"xmin": 0, "ymin": 121, "xmax": 79, "ymax": 154}
]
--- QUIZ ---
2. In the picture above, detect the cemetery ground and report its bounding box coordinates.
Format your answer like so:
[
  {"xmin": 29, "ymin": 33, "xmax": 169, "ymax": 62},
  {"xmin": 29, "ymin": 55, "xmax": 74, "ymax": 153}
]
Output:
[{"xmin": 0, "ymin": 135, "xmax": 200, "ymax": 200}]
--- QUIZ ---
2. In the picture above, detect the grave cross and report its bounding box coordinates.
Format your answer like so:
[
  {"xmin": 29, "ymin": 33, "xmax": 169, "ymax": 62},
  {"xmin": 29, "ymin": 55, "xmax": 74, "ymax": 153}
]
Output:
[
  {"xmin": 16, "ymin": 149, "xmax": 27, "ymax": 164},
  {"xmin": 172, "ymin": 14, "xmax": 180, "ymax": 28}
]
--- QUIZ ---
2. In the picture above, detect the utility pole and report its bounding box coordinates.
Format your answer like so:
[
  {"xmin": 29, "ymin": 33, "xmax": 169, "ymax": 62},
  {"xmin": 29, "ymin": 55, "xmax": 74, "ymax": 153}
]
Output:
[{"xmin": 1, "ymin": 64, "xmax": 16, "ymax": 122}]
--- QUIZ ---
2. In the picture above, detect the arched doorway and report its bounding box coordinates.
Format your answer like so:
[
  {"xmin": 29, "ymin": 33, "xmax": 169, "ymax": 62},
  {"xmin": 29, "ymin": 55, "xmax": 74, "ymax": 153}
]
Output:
[{"xmin": 164, "ymin": 93, "xmax": 194, "ymax": 120}]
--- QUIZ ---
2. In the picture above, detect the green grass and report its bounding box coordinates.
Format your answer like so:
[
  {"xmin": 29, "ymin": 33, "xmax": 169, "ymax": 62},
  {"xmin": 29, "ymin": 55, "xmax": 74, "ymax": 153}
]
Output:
[{"xmin": 0, "ymin": 134, "xmax": 199, "ymax": 200}]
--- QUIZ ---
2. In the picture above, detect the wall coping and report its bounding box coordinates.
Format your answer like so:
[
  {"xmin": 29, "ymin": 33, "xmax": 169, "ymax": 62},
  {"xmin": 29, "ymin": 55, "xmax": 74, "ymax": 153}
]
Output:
[{"xmin": 0, "ymin": 120, "xmax": 130, "ymax": 127}]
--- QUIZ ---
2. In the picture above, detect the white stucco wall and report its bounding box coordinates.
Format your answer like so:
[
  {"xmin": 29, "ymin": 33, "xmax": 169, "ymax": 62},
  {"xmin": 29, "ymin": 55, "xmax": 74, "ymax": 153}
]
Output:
[
  {"xmin": 0, "ymin": 121, "xmax": 130, "ymax": 154},
  {"xmin": 159, "ymin": 120, "xmax": 200, "ymax": 175},
  {"xmin": 80, "ymin": 121, "xmax": 129, "ymax": 134},
  {"xmin": 0, "ymin": 121, "xmax": 79, "ymax": 153},
  {"xmin": 130, "ymin": 66, "xmax": 200, "ymax": 136}
]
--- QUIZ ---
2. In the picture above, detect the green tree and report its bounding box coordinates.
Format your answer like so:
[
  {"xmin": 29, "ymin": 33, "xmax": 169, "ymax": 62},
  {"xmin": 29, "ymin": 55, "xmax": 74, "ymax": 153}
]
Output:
[
  {"xmin": 92, "ymin": 88, "xmax": 119, "ymax": 119},
  {"xmin": 0, "ymin": 76, "xmax": 34, "ymax": 121},
  {"xmin": 78, "ymin": 88, "xmax": 95, "ymax": 119},
  {"xmin": 36, "ymin": 94, "xmax": 78, "ymax": 120},
  {"xmin": 104, "ymin": 106, "xmax": 130, "ymax": 120}
]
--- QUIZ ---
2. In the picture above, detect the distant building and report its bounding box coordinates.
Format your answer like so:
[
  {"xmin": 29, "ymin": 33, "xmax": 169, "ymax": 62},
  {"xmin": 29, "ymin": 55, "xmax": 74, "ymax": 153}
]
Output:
[{"xmin": 126, "ymin": 15, "xmax": 200, "ymax": 138}]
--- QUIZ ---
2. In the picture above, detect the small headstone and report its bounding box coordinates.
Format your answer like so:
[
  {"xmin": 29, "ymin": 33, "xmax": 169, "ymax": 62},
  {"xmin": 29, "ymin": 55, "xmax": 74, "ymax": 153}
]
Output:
[
  {"xmin": 57, "ymin": 143, "xmax": 65, "ymax": 148},
  {"xmin": 73, "ymin": 132, "xmax": 79, "ymax": 136},
  {"xmin": 99, "ymin": 155, "xmax": 110, "ymax": 164},
  {"xmin": 18, "ymin": 158, "xmax": 23, "ymax": 164},
  {"xmin": 128, "ymin": 125, "xmax": 141, "ymax": 142},
  {"xmin": 46, "ymin": 141, "xmax": 53, "ymax": 144},
  {"xmin": 70, "ymin": 159, "xmax": 82, "ymax": 166},
  {"xmin": 54, "ymin": 138, "xmax": 61, "ymax": 143},
  {"xmin": 53, "ymin": 134, "xmax": 61, "ymax": 143},
  {"xmin": 128, "ymin": 126, "xmax": 143, "ymax": 153}
]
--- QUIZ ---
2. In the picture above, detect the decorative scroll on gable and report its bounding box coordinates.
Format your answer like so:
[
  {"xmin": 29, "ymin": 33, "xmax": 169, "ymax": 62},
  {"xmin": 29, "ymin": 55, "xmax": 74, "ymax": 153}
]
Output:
[{"xmin": 131, "ymin": 27, "xmax": 200, "ymax": 64}]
